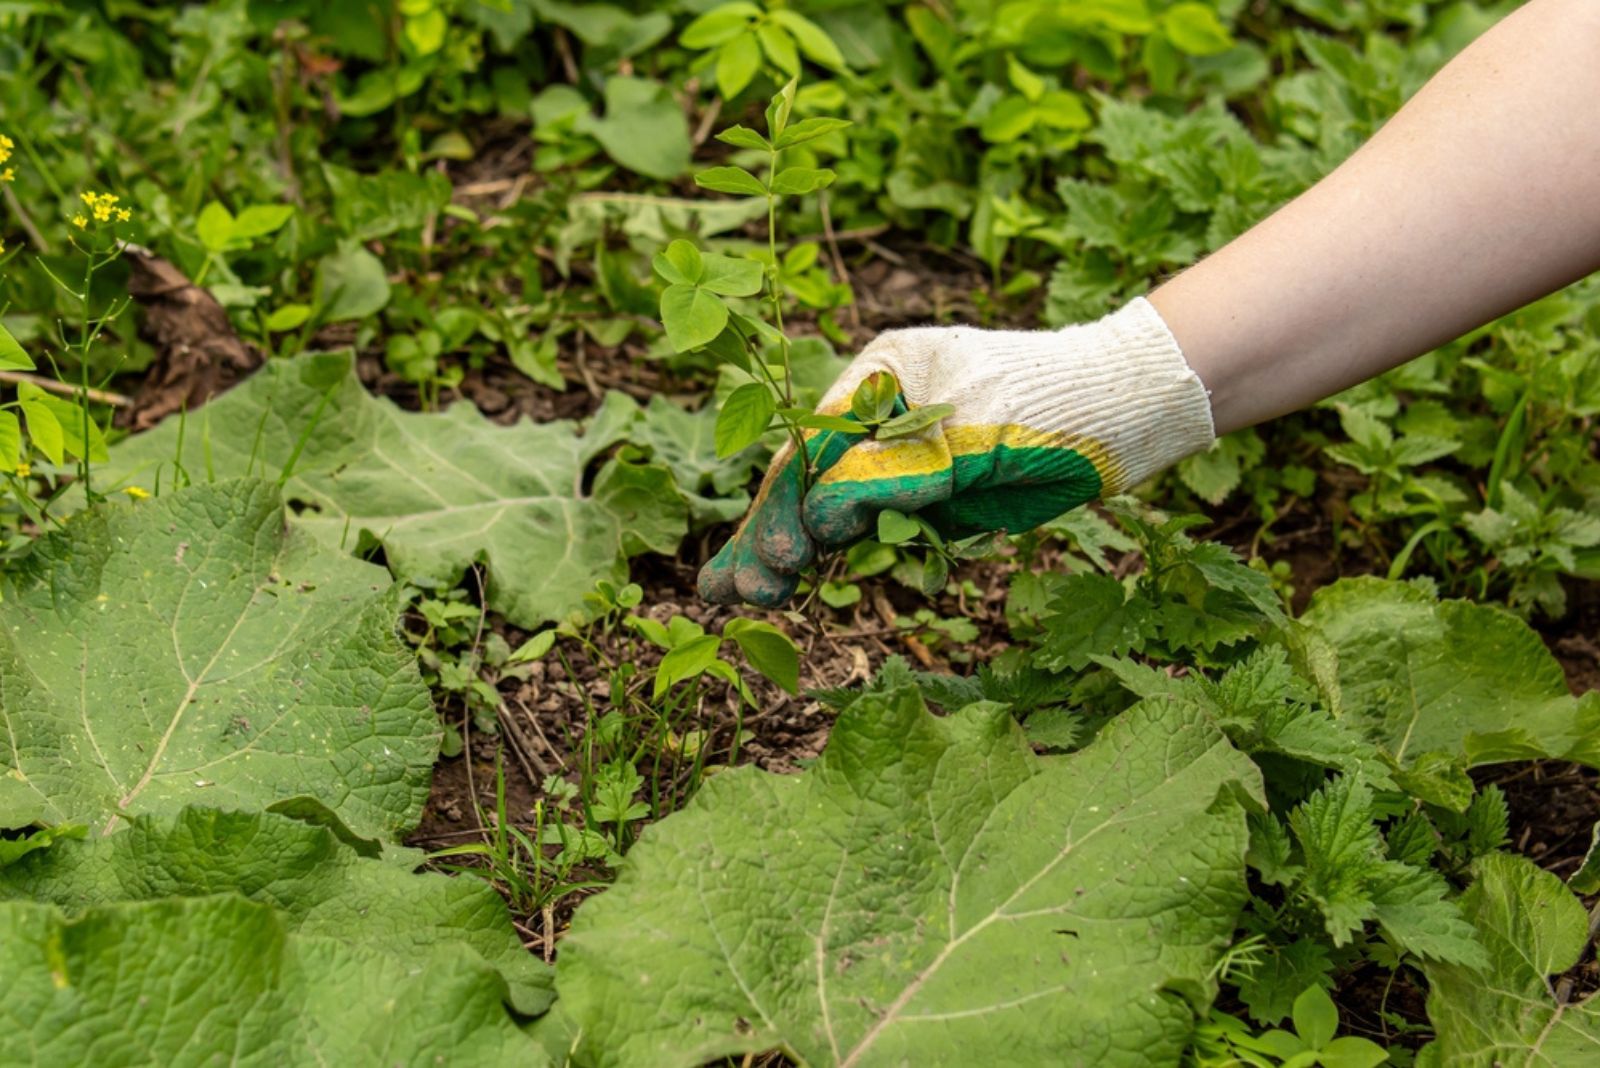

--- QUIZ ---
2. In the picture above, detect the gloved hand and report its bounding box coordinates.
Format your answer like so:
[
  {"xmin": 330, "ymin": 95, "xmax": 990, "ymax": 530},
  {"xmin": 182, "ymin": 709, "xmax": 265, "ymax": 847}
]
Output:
[{"xmin": 698, "ymin": 297, "xmax": 1216, "ymax": 606}]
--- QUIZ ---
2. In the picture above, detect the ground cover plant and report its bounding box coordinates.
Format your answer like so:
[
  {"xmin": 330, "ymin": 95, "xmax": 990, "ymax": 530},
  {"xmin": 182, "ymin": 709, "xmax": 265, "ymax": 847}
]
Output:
[{"xmin": 2, "ymin": 0, "xmax": 1599, "ymax": 1065}]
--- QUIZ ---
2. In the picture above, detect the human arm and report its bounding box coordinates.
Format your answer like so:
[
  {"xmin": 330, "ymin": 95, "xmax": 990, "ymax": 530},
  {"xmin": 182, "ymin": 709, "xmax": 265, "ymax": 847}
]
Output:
[
  {"xmin": 1155, "ymin": 0, "xmax": 1600, "ymax": 434},
  {"xmin": 700, "ymin": 0, "xmax": 1600, "ymax": 607}
]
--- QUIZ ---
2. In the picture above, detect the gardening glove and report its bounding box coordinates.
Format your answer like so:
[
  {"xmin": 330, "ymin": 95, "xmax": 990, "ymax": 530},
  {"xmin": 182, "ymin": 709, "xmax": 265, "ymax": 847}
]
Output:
[{"xmin": 698, "ymin": 297, "xmax": 1216, "ymax": 607}]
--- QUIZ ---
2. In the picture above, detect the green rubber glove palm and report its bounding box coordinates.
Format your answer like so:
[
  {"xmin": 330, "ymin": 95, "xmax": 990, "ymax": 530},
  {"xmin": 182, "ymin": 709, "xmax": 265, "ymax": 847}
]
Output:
[{"xmin": 699, "ymin": 299, "xmax": 1216, "ymax": 607}]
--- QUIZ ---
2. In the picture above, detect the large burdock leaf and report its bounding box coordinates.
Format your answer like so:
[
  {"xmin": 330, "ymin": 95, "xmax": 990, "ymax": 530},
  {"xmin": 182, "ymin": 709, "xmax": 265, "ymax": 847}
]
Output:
[
  {"xmin": 0, "ymin": 480, "xmax": 435, "ymax": 839},
  {"xmin": 0, "ymin": 806, "xmax": 554, "ymax": 1015},
  {"xmin": 0, "ymin": 894, "xmax": 545, "ymax": 1066},
  {"xmin": 90, "ymin": 352, "xmax": 687, "ymax": 627},
  {"xmin": 1303, "ymin": 578, "xmax": 1600, "ymax": 770},
  {"xmin": 550, "ymin": 690, "xmax": 1263, "ymax": 1067},
  {"xmin": 1421, "ymin": 853, "xmax": 1600, "ymax": 1065}
]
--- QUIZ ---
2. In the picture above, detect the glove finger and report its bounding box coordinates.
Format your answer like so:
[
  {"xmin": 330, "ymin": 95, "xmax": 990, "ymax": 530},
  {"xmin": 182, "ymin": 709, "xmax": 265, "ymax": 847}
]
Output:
[
  {"xmin": 750, "ymin": 421, "xmax": 864, "ymax": 573},
  {"xmin": 802, "ymin": 432, "xmax": 954, "ymax": 549},
  {"xmin": 697, "ymin": 524, "xmax": 800, "ymax": 607}
]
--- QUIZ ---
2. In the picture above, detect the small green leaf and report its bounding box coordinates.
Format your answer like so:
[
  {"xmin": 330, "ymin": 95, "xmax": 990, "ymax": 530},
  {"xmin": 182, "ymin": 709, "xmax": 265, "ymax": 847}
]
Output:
[
  {"xmin": 659, "ymin": 284, "xmax": 729, "ymax": 352},
  {"xmin": 1035, "ymin": 89, "xmax": 1091, "ymax": 130},
  {"xmin": 716, "ymin": 32, "xmax": 762, "ymax": 99},
  {"xmin": 0, "ymin": 411, "xmax": 20, "ymax": 472},
  {"xmin": 851, "ymin": 372, "xmax": 898, "ymax": 424},
  {"xmin": 508, "ymin": 630, "xmax": 556, "ymax": 664},
  {"xmin": 18, "ymin": 387, "xmax": 64, "ymax": 466},
  {"xmin": 875, "ymin": 403, "xmax": 954, "ymax": 440},
  {"xmin": 785, "ymin": 411, "xmax": 867, "ymax": 435},
  {"xmin": 195, "ymin": 201, "xmax": 235, "ymax": 252},
  {"xmin": 772, "ymin": 116, "xmax": 851, "ymax": 149},
  {"xmin": 264, "ymin": 304, "xmax": 312, "ymax": 332},
  {"xmin": 980, "ymin": 95, "xmax": 1037, "ymax": 143},
  {"xmin": 654, "ymin": 239, "xmax": 705, "ymax": 285},
  {"xmin": 315, "ymin": 242, "xmax": 391, "ymax": 323},
  {"xmin": 1291, "ymin": 986, "xmax": 1339, "ymax": 1050},
  {"xmin": 920, "ymin": 551, "xmax": 949, "ymax": 595},
  {"xmin": 654, "ymin": 634, "xmax": 724, "ymax": 698},
  {"xmin": 0, "ymin": 323, "xmax": 34, "ymax": 372},
  {"xmin": 231, "ymin": 204, "xmax": 296, "ymax": 241},
  {"xmin": 725, "ymin": 618, "xmax": 799, "ymax": 693},
  {"xmin": 1006, "ymin": 56, "xmax": 1045, "ymax": 103},
  {"xmin": 1162, "ymin": 2, "xmax": 1235, "ymax": 55},
  {"xmin": 698, "ymin": 252, "xmax": 764, "ymax": 297},
  {"xmin": 695, "ymin": 166, "xmax": 767, "ymax": 197},
  {"xmin": 755, "ymin": 22, "xmax": 799, "ymax": 75},
  {"xmin": 715, "ymin": 125, "xmax": 771, "ymax": 151},
  {"xmin": 770, "ymin": 9, "xmax": 845, "ymax": 69},
  {"xmin": 770, "ymin": 167, "xmax": 835, "ymax": 195},
  {"xmin": 765, "ymin": 77, "xmax": 797, "ymax": 138},
  {"xmin": 877, "ymin": 509, "xmax": 920, "ymax": 545},
  {"xmin": 680, "ymin": 2, "xmax": 760, "ymax": 48},
  {"xmin": 715, "ymin": 383, "xmax": 776, "ymax": 458}
]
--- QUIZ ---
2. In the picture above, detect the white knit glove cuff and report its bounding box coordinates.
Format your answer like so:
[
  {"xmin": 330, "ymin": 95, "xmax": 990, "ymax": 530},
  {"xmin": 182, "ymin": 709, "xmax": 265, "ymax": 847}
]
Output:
[
  {"xmin": 829, "ymin": 298, "xmax": 1216, "ymax": 495},
  {"xmin": 995, "ymin": 297, "xmax": 1216, "ymax": 493}
]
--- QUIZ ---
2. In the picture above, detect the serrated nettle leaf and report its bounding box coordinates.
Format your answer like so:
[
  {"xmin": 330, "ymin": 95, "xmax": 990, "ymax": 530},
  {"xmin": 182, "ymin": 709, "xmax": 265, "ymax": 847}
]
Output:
[
  {"xmin": 771, "ymin": 116, "xmax": 852, "ymax": 149},
  {"xmin": 660, "ymin": 282, "xmax": 730, "ymax": 351},
  {"xmin": 0, "ymin": 481, "xmax": 436, "ymax": 839},
  {"xmin": 715, "ymin": 382, "xmax": 776, "ymax": 459},
  {"xmin": 653, "ymin": 633, "xmax": 724, "ymax": 698},
  {"xmin": 698, "ymin": 251, "xmax": 764, "ymax": 297},
  {"xmin": 695, "ymin": 165, "xmax": 767, "ymax": 197},
  {"xmin": 724, "ymin": 618, "xmax": 799, "ymax": 693},
  {"xmin": 876, "ymin": 508, "xmax": 920, "ymax": 544},
  {"xmin": 654, "ymin": 238, "xmax": 704, "ymax": 285},
  {"xmin": 89, "ymin": 354, "xmax": 685, "ymax": 629},
  {"xmin": 769, "ymin": 9, "xmax": 844, "ymax": 69},
  {"xmin": 550, "ymin": 689, "xmax": 1262, "ymax": 1067},
  {"xmin": 0, "ymin": 895, "xmax": 542, "ymax": 1066},
  {"xmin": 679, "ymin": 2, "xmax": 760, "ymax": 48},
  {"xmin": 770, "ymin": 166, "xmax": 835, "ymax": 195},
  {"xmin": 874, "ymin": 403, "xmax": 955, "ymax": 440},
  {"xmin": 715, "ymin": 124, "xmax": 771, "ymax": 151},
  {"xmin": 0, "ymin": 322, "xmax": 36, "ymax": 372}
]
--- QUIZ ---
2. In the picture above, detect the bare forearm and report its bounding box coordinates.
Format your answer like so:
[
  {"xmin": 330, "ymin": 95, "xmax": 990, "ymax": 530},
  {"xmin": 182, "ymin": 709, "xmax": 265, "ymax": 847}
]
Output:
[{"xmin": 1151, "ymin": 0, "xmax": 1600, "ymax": 435}]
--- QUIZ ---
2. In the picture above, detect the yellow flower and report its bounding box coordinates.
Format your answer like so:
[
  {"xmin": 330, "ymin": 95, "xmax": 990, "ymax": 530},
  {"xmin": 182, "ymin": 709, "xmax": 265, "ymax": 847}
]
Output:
[
  {"xmin": 121, "ymin": 486, "xmax": 150, "ymax": 500},
  {"xmin": 0, "ymin": 133, "xmax": 12, "ymax": 165},
  {"xmin": 0, "ymin": 168, "xmax": 13, "ymax": 183},
  {"xmin": 0, "ymin": 238, "xmax": 6, "ymax": 257},
  {"xmin": 15, "ymin": 462, "xmax": 30, "ymax": 478},
  {"xmin": 72, "ymin": 214, "xmax": 87, "ymax": 229},
  {"xmin": 116, "ymin": 208, "xmax": 131, "ymax": 222}
]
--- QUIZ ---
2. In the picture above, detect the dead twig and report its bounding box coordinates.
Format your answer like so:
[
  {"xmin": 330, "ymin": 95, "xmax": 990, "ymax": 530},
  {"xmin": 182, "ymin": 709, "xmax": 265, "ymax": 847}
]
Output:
[{"xmin": 0, "ymin": 370, "xmax": 130, "ymax": 407}]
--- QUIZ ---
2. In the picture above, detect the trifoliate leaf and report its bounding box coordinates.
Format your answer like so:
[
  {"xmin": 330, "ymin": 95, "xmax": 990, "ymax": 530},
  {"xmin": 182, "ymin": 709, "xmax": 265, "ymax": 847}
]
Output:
[
  {"xmin": 1423, "ymin": 853, "xmax": 1600, "ymax": 1064},
  {"xmin": 0, "ymin": 895, "xmax": 542, "ymax": 1066},
  {"xmin": 0, "ymin": 806, "xmax": 553, "ymax": 1014},
  {"xmin": 0, "ymin": 480, "xmax": 435, "ymax": 840},
  {"xmin": 88, "ymin": 353, "xmax": 688, "ymax": 628},
  {"xmin": 548, "ymin": 689, "xmax": 1263, "ymax": 1067},
  {"xmin": 1304, "ymin": 578, "xmax": 1600, "ymax": 770}
]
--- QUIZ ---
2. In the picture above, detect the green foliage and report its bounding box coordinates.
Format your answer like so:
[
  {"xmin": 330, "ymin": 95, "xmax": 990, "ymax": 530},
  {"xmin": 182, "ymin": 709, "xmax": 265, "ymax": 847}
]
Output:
[
  {"xmin": 90, "ymin": 353, "xmax": 690, "ymax": 627},
  {"xmin": 1421, "ymin": 854, "xmax": 1600, "ymax": 1064},
  {"xmin": 0, "ymin": 480, "xmax": 436, "ymax": 841},
  {"xmin": 0, "ymin": 895, "xmax": 543, "ymax": 1066},
  {"xmin": 549, "ymin": 686, "xmax": 1262, "ymax": 1066}
]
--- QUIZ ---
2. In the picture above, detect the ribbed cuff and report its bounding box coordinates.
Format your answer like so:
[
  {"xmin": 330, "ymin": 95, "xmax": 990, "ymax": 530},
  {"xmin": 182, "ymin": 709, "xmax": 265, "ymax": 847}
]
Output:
[{"xmin": 994, "ymin": 298, "xmax": 1216, "ymax": 492}]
